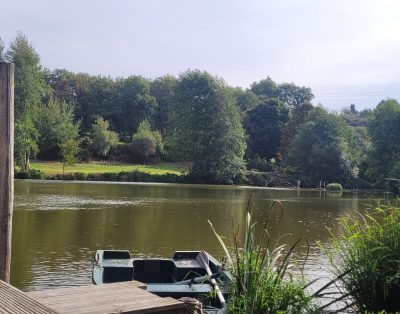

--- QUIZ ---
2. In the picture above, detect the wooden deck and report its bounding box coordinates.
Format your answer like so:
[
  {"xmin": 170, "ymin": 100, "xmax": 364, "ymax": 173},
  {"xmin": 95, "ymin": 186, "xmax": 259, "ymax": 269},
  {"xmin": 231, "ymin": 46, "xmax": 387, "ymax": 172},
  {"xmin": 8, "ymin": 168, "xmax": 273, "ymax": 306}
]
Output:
[
  {"xmin": 0, "ymin": 280, "xmax": 186, "ymax": 314},
  {"xmin": 0, "ymin": 280, "xmax": 58, "ymax": 313},
  {"xmin": 27, "ymin": 281, "xmax": 186, "ymax": 314}
]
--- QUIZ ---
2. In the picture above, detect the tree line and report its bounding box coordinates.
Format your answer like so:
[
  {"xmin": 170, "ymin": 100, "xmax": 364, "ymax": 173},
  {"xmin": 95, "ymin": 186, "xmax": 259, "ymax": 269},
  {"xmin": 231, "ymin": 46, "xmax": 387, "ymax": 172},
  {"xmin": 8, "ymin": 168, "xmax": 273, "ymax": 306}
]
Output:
[{"xmin": 1, "ymin": 33, "xmax": 399, "ymax": 187}]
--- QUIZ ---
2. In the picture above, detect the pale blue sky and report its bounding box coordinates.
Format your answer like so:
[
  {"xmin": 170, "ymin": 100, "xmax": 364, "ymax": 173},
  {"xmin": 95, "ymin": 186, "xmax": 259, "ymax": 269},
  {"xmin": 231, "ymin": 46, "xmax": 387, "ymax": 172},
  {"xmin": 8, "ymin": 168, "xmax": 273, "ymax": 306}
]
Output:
[{"xmin": 1, "ymin": 0, "xmax": 400, "ymax": 110}]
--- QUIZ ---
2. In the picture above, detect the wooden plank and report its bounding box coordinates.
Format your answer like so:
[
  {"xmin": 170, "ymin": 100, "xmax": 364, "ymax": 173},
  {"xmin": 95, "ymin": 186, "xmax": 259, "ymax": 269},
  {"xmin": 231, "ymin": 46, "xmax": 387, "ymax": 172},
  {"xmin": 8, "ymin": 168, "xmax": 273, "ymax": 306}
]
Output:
[
  {"xmin": 0, "ymin": 62, "xmax": 14, "ymax": 283},
  {"xmin": 0, "ymin": 281, "xmax": 58, "ymax": 314},
  {"xmin": 28, "ymin": 282, "xmax": 185, "ymax": 314},
  {"xmin": 28, "ymin": 281, "xmax": 146, "ymax": 299}
]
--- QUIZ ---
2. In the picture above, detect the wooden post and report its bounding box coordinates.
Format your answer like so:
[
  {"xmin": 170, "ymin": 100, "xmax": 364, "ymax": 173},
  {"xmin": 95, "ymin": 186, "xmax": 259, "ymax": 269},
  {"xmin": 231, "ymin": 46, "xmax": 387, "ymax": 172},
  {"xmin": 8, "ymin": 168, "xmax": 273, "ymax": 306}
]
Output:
[{"xmin": 0, "ymin": 63, "xmax": 14, "ymax": 283}]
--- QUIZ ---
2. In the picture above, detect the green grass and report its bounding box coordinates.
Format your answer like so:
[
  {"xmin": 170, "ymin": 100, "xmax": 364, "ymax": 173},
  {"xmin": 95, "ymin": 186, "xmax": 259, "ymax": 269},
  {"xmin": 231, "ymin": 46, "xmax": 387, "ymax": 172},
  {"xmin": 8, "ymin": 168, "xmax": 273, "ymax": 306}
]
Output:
[{"xmin": 30, "ymin": 160, "xmax": 186, "ymax": 176}]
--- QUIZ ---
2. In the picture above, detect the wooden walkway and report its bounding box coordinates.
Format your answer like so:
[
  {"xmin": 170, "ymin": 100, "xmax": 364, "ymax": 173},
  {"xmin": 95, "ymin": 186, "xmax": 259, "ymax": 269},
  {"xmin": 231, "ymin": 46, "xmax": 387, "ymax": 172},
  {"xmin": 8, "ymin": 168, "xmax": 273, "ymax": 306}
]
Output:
[
  {"xmin": 0, "ymin": 280, "xmax": 186, "ymax": 314},
  {"xmin": 0, "ymin": 280, "xmax": 58, "ymax": 313}
]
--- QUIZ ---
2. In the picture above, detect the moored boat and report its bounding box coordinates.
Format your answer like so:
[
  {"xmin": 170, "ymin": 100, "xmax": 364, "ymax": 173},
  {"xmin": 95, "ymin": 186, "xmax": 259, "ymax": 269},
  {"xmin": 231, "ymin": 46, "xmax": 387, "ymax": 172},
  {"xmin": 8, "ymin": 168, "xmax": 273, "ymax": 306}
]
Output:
[{"xmin": 92, "ymin": 250, "xmax": 231, "ymax": 313}]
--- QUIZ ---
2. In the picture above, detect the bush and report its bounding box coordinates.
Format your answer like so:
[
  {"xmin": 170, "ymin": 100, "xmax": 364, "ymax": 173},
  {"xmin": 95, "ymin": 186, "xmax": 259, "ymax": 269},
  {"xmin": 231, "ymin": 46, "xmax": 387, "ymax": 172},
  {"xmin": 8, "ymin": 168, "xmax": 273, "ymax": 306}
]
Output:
[
  {"xmin": 326, "ymin": 183, "xmax": 343, "ymax": 191},
  {"xmin": 15, "ymin": 170, "xmax": 45, "ymax": 180},
  {"xmin": 329, "ymin": 206, "xmax": 400, "ymax": 312},
  {"xmin": 73, "ymin": 172, "xmax": 88, "ymax": 180}
]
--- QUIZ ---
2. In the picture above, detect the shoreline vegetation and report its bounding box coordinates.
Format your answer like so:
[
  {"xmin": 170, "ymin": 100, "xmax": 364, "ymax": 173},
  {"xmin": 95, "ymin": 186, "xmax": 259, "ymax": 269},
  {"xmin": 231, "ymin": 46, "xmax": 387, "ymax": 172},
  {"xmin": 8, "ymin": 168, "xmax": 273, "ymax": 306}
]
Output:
[
  {"xmin": 15, "ymin": 161, "xmax": 388, "ymax": 194},
  {"xmin": 2, "ymin": 33, "xmax": 399, "ymax": 191}
]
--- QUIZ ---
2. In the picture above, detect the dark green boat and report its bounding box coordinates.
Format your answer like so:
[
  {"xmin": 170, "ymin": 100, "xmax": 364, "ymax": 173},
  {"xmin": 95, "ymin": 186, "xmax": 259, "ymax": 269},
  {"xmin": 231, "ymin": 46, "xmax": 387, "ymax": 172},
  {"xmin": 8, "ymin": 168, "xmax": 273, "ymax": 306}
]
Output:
[{"xmin": 92, "ymin": 250, "xmax": 231, "ymax": 313}]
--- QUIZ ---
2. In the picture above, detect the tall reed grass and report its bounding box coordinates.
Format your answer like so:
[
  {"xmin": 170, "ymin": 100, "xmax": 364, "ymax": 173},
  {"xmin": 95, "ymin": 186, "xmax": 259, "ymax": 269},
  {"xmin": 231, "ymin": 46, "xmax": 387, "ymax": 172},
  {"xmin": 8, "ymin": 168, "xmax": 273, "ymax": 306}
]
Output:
[
  {"xmin": 209, "ymin": 201, "xmax": 317, "ymax": 313},
  {"xmin": 329, "ymin": 205, "xmax": 400, "ymax": 312}
]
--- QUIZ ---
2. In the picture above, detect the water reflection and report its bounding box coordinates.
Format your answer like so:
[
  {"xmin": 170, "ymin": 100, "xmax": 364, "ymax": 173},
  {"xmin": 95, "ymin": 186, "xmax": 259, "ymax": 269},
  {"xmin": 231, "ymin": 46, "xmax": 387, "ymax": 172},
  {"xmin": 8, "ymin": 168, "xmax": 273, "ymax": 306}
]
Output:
[{"xmin": 11, "ymin": 180, "xmax": 393, "ymax": 291}]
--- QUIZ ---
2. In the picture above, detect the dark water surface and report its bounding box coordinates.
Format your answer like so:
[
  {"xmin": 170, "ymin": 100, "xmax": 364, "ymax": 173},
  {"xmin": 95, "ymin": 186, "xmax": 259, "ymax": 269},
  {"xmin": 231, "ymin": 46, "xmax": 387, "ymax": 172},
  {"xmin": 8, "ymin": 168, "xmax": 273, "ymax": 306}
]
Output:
[{"xmin": 11, "ymin": 180, "xmax": 395, "ymax": 291}]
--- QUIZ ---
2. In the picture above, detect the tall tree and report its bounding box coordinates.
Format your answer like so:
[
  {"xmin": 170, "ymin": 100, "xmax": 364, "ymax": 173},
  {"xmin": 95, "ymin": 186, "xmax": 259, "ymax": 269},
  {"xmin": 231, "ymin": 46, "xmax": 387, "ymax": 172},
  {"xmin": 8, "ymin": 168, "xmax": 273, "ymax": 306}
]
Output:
[
  {"xmin": 6, "ymin": 33, "xmax": 47, "ymax": 170},
  {"xmin": 279, "ymin": 102, "xmax": 314, "ymax": 159},
  {"xmin": 367, "ymin": 99, "xmax": 400, "ymax": 185},
  {"xmin": 244, "ymin": 99, "xmax": 289, "ymax": 161},
  {"xmin": 277, "ymin": 83, "xmax": 314, "ymax": 108},
  {"xmin": 151, "ymin": 75, "xmax": 178, "ymax": 136},
  {"xmin": 113, "ymin": 76, "xmax": 157, "ymax": 138},
  {"xmin": 287, "ymin": 107, "xmax": 361, "ymax": 184},
  {"xmin": 37, "ymin": 98, "xmax": 80, "ymax": 159},
  {"xmin": 250, "ymin": 77, "xmax": 279, "ymax": 100},
  {"xmin": 167, "ymin": 70, "xmax": 246, "ymax": 183}
]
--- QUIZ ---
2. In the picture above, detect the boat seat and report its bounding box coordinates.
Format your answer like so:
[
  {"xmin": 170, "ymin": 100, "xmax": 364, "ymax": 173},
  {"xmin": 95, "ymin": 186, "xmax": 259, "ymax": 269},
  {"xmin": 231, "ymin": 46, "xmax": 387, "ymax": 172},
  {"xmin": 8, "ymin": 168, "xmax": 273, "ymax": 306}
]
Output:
[{"xmin": 147, "ymin": 283, "xmax": 213, "ymax": 297}]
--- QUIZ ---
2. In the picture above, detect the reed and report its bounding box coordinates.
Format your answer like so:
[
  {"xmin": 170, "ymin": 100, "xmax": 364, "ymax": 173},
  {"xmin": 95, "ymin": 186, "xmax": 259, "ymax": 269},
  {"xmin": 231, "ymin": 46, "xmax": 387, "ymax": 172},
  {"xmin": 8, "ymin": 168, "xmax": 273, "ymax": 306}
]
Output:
[
  {"xmin": 209, "ymin": 200, "xmax": 317, "ymax": 313},
  {"xmin": 329, "ymin": 205, "xmax": 400, "ymax": 312}
]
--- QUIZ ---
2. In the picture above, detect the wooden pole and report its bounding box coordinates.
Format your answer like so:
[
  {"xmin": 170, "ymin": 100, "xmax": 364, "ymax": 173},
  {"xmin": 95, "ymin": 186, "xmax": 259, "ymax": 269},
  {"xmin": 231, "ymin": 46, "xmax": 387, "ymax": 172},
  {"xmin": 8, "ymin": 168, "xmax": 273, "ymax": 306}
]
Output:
[{"xmin": 0, "ymin": 63, "xmax": 14, "ymax": 283}]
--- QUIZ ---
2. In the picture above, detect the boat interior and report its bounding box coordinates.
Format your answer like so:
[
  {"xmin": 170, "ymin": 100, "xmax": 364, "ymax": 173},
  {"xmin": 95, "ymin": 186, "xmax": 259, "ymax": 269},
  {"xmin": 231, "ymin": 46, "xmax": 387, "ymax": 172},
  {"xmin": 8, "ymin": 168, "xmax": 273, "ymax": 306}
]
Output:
[{"xmin": 101, "ymin": 251, "xmax": 220, "ymax": 284}]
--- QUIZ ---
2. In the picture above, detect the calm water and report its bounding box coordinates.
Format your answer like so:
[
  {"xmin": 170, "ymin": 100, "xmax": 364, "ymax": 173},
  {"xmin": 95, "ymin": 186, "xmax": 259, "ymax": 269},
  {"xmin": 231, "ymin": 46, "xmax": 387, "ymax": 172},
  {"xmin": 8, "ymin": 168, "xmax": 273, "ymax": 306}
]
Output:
[{"xmin": 11, "ymin": 180, "xmax": 395, "ymax": 292}]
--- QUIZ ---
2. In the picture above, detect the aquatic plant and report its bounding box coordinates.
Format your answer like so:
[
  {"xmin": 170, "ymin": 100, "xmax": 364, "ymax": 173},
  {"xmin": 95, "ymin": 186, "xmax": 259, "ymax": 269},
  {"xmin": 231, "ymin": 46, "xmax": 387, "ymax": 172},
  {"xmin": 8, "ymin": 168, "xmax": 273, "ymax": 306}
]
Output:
[
  {"xmin": 326, "ymin": 183, "xmax": 343, "ymax": 191},
  {"xmin": 329, "ymin": 205, "xmax": 400, "ymax": 312},
  {"xmin": 209, "ymin": 200, "xmax": 317, "ymax": 314}
]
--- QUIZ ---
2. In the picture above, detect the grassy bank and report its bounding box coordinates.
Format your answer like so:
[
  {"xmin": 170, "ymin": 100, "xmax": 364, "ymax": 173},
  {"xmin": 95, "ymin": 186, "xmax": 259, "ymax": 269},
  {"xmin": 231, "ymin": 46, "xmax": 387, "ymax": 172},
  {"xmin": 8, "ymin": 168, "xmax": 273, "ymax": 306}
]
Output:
[{"xmin": 29, "ymin": 161, "xmax": 186, "ymax": 176}]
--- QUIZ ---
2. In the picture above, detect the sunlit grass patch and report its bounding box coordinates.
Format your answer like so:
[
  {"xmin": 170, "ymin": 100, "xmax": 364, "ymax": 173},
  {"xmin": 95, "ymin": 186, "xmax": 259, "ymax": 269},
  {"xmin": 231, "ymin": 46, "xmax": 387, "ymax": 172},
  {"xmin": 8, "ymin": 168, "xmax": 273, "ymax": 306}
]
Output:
[{"xmin": 30, "ymin": 160, "xmax": 186, "ymax": 176}]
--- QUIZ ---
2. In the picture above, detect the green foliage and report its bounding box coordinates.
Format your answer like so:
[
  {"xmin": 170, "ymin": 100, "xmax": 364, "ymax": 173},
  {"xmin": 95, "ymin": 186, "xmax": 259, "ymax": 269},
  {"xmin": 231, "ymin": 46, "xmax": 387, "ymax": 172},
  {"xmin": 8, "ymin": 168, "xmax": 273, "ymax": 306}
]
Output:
[
  {"xmin": 15, "ymin": 170, "xmax": 45, "ymax": 180},
  {"xmin": 209, "ymin": 202, "xmax": 316, "ymax": 313},
  {"xmin": 244, "ymin": 99, "xmax": 289, "ymax": 160},
  {"xmin": 38, "ymin": 98, "xmax": 80, "ymax": 159},
  {"xmin": 14, "ymin": 115, "xmax": 39, "ymax": 171},
  {"xmin": 167, "ymin": 70, "xmax": 246, "ymax": 184},
  {"xmin": 287, "ymin": 107, "xmax": 362, "ymax": 184},
  {"xmin": 89, "ymin": 117, "xmax": 119, "ymax": 158},
  {"xmin": 151, "ymin": 75, "xmax": 178, "ymax": 136},
  {"xmin": 325, "ymin": 183, "xmax": 343, "ymax": 191},
  {"xmin": 59, "ymin": 139, "xmax": 80, "ymax": 173},
  {"xmin": 329, "ymin": 206, "xmax": 400, "ymax": 312},
  {"xmin": 113, "ymin": 76, "xmax": 157, "ymax": 137},
  {"xmin": 367, "ymin": 99, "xmax": 400, "ymax": 186},
  {"xmin": 131, "ymin": 119, "xmax": 164, "ymax": 162},
  {"xmin": 6, "ymin": 33, "xmax": 47, "ymax": 170}
]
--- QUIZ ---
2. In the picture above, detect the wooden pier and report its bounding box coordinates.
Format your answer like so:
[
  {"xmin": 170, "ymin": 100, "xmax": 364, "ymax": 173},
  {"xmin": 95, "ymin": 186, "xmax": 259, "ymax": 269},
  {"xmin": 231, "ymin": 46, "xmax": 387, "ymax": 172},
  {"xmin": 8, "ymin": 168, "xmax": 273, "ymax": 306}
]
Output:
[{"xmin": 1, "ymin": 280, "xmax": 187, "ymax": 313}]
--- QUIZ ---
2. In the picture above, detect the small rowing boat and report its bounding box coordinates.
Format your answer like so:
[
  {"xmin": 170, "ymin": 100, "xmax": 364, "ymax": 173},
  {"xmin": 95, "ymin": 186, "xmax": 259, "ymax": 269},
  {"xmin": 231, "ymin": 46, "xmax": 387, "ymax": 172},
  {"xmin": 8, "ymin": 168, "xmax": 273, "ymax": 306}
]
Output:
[{"xmin": 92, "ymin": 250, "xmax": 231, "ymax": 313}]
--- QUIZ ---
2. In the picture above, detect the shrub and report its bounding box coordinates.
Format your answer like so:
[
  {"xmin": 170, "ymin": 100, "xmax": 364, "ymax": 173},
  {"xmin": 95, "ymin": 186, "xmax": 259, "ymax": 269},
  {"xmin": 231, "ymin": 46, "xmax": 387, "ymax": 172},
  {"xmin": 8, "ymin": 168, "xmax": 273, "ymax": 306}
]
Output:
[
  {"xmin": 73, "ymin": 172, "xmax": 88, "ymax": 180},
  {"xmin": 329, "ymin": 206, "xmax": 400, "ymax": 312},
  {"xmin": 15, "ymin": 170, "xmax": 45, "ymax": 180},
  {"xmin": 326, "ymin": 183, "xmax": 343, "ymax": 191}
]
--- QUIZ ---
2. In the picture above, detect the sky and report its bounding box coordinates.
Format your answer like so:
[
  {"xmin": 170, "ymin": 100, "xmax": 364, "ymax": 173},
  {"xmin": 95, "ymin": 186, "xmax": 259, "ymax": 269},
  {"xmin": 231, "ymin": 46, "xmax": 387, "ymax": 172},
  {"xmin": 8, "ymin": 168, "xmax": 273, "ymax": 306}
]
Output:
[{"xmin": 1, "ymin": 0, "xmax": 400, "ymax": 110}]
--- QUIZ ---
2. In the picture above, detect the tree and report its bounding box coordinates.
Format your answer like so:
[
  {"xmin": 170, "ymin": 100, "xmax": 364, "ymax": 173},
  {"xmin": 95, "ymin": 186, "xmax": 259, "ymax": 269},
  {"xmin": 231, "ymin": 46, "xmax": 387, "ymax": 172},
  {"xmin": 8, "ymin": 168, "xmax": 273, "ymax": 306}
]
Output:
[
  {"xmin": 367, "ymin": 99, "xmax": 400, "ymax": 185},
  {"xmin": 130, "ymin": 119, "xmax": 163, "ymax": 162},
  {"xmin": 6, "ymin": 33, "xmax": 47, "ymax": 170},
  {"xmin": 244, "ymin": 99, "xmax": 289, "ymax": 161},
  {"xmin": 89, "ymin": 117, "xmax": 119, "ymax": 158},
  {"xmin": 59, "ymin": 139, "xmax": 80, "ymax": 174},
  {"xmin": 250, "ymin": 77, "xmax": 279, "ymax": 100},
  {"xmin": 113, "ymin": 76, "xmax": 157, "ymax": 138},
  {"xmin": 287, "ymin": 107, "xmax": 360, "ymax": 183},
  {"xmin": 232, "ymin": 87, "xmax": 261, "ymax": 113},
  {"xmin": 37, "ymin": 98, "xmax": 80, "ymax": 159},
  {"xmin": 279, "ymin": 102, "xmax": 314, "ymax": 159},
  {"xmin": 151, "ymin": 75, "xmax": 178, "ymax": 136},
  {"xmin": 276, "ymin": 83, "xmax": 314, "ymax": 108},
  {"xmin": 167, "ymin": 70, "xmax": 246, "ymax": 183}
]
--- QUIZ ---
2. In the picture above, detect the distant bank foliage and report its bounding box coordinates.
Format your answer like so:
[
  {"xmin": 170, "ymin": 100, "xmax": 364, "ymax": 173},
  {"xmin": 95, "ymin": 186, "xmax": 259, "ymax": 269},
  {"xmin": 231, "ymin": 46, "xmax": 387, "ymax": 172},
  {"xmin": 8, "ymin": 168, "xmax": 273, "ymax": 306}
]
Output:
[{"xmin": 2, "ymin": 33, "xmax": 400, "ymax": 187}]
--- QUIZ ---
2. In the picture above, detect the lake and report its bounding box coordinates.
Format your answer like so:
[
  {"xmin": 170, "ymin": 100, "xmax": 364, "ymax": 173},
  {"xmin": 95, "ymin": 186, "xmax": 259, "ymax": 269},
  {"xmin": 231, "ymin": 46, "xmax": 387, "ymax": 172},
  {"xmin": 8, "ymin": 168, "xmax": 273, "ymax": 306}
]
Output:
[{"xmin": 11, "ymin": 180, "xmax": 394, "ymax": 292}]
